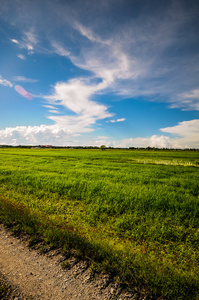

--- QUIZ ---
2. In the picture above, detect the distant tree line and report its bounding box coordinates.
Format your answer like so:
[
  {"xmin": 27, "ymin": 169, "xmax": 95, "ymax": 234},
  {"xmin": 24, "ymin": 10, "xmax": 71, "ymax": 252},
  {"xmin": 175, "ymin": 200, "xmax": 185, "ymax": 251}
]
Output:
[{"xmin": 0, "ymin": 144, "xmax": 199, "ymax": 151}]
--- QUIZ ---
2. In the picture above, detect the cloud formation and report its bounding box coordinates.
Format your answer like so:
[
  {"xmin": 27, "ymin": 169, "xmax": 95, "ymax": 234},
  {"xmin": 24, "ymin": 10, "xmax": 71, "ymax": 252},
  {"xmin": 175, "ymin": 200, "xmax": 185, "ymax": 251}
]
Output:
[
  {"xmin": 40, "ymin": 0, "xmax": 199, "ymax": 116},
  {"xmin": 170, "ymin": 89, "xmax": 199, "ymax": 111},
  {"xmin": 13, "ymin": 76, "xmax": 38, "ymax": 83},
  {"xmin": 118, "ymin": 135, "xmax": 171, "ymax": 149},
  {"xmin": 0, "ymin": 125, "xmax": 76, "ymax": 146},
  {"xmin": 1, "ymin": 0, "xmax": 199, "ymax": 148},
  {"xmin": 118, "ymin": 119, "xmax": 199, "ymax": 149},
  {"xmin": 160, "ymin": 119, "xmax": 199, "ymax": 148},
  {"xmin": 11, "ymin": 30, "xmax": 38, "ymax": 54},
  {"xmin": 45, "ymin": 78, "xmax": 112, "ymax": 132},
  {"xmin": 5, "ymin": 0, "xmax": 199, "ymax": 109},
  {"xmin": 0, "ymin": 75, "xmax": 13, "ymax": 88},
  {"xmin": 107, "ymin": 118, "xmax": 126, "ymax": 123},
  {"xmin": 17, "ymin": 54, "xmax": 26, "ymax": 60},
  {"xmin": 0, "ymin": 119, "xmax": 198, "ymax": 148},
  {"xmin": 10, "ymin": 39, "xmax": 19, "ymax": 44}
]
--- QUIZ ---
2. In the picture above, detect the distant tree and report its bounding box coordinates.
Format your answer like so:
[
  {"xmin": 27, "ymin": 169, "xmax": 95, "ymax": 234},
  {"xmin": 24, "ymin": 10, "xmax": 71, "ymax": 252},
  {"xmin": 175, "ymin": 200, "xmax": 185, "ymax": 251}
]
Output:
[{"xmin": 100, "ymin": 145, "xmax": 106, "ymax": 150}]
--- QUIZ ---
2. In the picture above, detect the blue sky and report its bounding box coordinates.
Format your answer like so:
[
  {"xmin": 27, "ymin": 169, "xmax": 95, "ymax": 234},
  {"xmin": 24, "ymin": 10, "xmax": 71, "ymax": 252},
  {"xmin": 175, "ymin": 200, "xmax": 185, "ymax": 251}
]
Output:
[{"xmin": 0, "ymin": 0, "xmax": 199, "ymax": 148}]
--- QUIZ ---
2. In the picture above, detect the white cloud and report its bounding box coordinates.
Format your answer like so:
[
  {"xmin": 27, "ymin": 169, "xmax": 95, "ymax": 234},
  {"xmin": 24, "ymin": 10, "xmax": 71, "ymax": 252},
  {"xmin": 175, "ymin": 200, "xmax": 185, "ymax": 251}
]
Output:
[
  {"xmin": 1, "ymin": 0, "xmax": 199, "ymax": 148},
  {"xmin": 0, "ymin": 75, "xmax": 13, "ymax": 88},
  {"xmin": 43, "ymin": 105, "xmax": 60, "ymax": 114},
  {"xmin": 107, "ymin": 118, "xmax": 126, "ymax": 123},
  {"xmin": 24, "ymin": 31, "xmax": 37, "ymax": 44},
  {"xmin": 70, "ymin": 42, "xmax": 143, "ymax": 88},
  {"xmin": 5, "ymin": 1, "xmax": 199, "ymax": 114},
  {"xmin": 42, "ymin": 105, "xmax": 57, "ymax": 109},
  {"xmin": 74, "ymin": 22, "xmax": 110, "ymax": 45},
  {"xmin": 13, "ymin": 76, "xmax": 38, "ymax": 83},
  {"xmin": 116, "ymin": 135, "xmax": 171, "ymax": 149},
  {"xmin": 49, "ymin": 110, "xmax": 60, "ymax": 114},
  {"xmin": 64, "ymin": 5, "xmax": 199, "ymax": 110},
  {"xmin": 22, "ymin": 30, "xmax": 37, "ymax": 52},
  {"xmin": 160, "ymin": 119, "xmax": 199, "ymax": 140},
  {"xmin": 0, "ymin": 125, "xmax": 112, "ymax": 147},
  {"xmin": 45, "ymin": 78, "xmax": 112, "ymax": 133},
  {"xmin": 170, "ymin": 89, "xmax": 199, "ymax": 111},
  {"xmin": 51, "ymin": 41, "xmax": 70, "ymax": 57},
  {"xmin": 110, "ymin": 119, "xmax": 199, "ymax": 149},
  {"xmin": 181, "ymin": 89, "xmax": 199, "ymax": 100},
  {"xmin": 0, "ymin": 125, "xmax": 75, "ymax": 146},
  {"xmin": 10, "ymin": 39, "xmax": 19, "ymax": 44},
  {"xmin": 1, "ymin": 119, "xmax": 198, "ymax": 148},
  {"xmin": 51, "ymin": 24, "xmax": 145, "ymax": 94},
  {"xmin": 48, "ymin": 115, "xmax": 95, "ymax": 133},
  {"xmin": 10, "ymin": 30, "xmax": 38, "ymax": 54},
  {"xmin": 3, "ymin": 0, "xmax": 199, "ymax": 113},
  {"xmin": 17, "ymin": 54, "xmax": 26, "ymax": 60},
  {"xmin": 117, "ymin": 118, "xmax": 126, "ymax": 122}
]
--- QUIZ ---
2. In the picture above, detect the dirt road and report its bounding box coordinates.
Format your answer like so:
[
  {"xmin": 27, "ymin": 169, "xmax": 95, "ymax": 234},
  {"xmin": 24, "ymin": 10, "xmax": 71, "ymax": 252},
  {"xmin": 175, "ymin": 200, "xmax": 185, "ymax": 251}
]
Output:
[{"xmin": 0, "ymin": 225, "xmax": 142, "ymax": 300}]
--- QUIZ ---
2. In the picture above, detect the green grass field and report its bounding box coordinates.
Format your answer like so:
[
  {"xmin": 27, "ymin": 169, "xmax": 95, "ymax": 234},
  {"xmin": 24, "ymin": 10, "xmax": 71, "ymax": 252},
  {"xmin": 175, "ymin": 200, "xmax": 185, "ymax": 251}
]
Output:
[{"xmin": 0, "ymin": 148, "xmax": 198, "ymax": 299}]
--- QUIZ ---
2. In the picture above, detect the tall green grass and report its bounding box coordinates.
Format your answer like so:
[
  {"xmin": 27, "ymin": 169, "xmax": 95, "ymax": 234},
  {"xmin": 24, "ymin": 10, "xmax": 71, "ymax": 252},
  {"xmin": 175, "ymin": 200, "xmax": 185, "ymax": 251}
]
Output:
[{"xmin": 0, "ymin": 148, "xmax": 198, "ymax": 299}]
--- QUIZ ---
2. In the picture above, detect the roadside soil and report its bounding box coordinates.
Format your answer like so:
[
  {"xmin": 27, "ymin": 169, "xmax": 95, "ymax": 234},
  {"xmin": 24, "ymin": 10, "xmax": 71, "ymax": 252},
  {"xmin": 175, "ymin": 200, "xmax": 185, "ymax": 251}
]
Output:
[{"xmin": 0, "ymin": 224, "xmax": 151, "ymax": 300}]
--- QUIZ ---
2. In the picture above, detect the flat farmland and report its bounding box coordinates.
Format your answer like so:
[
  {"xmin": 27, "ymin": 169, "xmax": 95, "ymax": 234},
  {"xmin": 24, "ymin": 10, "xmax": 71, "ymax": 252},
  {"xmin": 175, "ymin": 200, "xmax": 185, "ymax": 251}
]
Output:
[{"xmin": 0, "ymin": 148, "xmax": 199, "ymax": 299}]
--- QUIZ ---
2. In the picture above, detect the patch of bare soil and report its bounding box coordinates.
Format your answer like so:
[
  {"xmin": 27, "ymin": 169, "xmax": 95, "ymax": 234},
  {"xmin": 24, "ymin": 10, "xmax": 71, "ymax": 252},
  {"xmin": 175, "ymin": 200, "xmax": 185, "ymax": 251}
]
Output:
[{"xmin": 0, "ymin": 225, "xmax": 152, "ymax": 300}]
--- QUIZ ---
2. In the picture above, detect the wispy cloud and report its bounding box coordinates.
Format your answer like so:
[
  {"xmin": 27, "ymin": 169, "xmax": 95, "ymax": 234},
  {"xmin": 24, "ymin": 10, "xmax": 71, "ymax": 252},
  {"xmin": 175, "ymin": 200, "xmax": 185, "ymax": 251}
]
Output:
[
  {"xmin": 5, "ymin": 0, "xmax": 199, "ymax": 111},
  {"xmin": 182, "ymin": 89, "xmax": 199, "ymax": 100},
  {"xmin": 170, "ymin": 89, "xmax": 199, "ymax": 111},
  {"xmin": 45, "ymin": 78, "xmax": 112, "ymax": 133},
  {"xmin": 21, "ymin": 30, "xmax": 38, "ymax": 53},
  {"xmin": 66, "ymin": 2, "xmax": 199, "ymax": 111},
  {"xmin": 51, "ymin": 41, "xmax": 70, "ymax": 57},
  {"xmin": 42, "ymin": 105, "xmax": 60, "ymax": 114},
  {"xmin": 10, "ymin": 38, "xmax": 19, "ymax": 44},
  {"xmin": 10, "ymin": 29, "xmax": 38, "ymax": 54},
  {"xmin": 49, "ymin": 110, "xmax": 60, "ymax": 114},
  {"xmin": 13, "ymin": 76, "xmax": 38, "ymax": 83},
  {"xmin": 42, "ymin": 105, "xmax": 57, "ymax": 109},
  {"xmin": 44, "ymin": 5, "xmax": 198, "ymax": 116},
  {"xmin": 0, "ymin": 75, "xmax": 13, "ymax": 88},
  {"xmin": 17, "ymin": 54, "xmax": 26, "ymax": 60},
  {"xmin": 74, "ymin": 22, "xmax": 110, "ymax": 45},
  {"xmin": 69, "ymin": 40, "xmax": 143, "ymax": 88},
  {"xmin": 1, "ymin": 0, "xmax": 199, "ymax": 148},
  {"xmin": 107, "ymin": 118, "xmax": 126, "ymax": 123}
]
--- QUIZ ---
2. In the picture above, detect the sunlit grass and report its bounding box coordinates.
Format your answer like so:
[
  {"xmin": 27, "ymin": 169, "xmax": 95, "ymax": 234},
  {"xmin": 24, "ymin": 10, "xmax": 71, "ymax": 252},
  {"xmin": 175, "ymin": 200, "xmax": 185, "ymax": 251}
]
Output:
[{"xmin": 0, "ymin": 148, "xmax": 198, "ymax": 299}]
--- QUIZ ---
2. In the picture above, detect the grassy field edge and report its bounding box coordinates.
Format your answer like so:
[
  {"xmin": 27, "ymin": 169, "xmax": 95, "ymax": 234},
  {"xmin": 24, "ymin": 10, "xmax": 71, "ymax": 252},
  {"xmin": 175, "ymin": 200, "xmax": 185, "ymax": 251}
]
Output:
[{"xmin": 0, "ymin": 194, "xmax": 198, "ymax": 300}]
